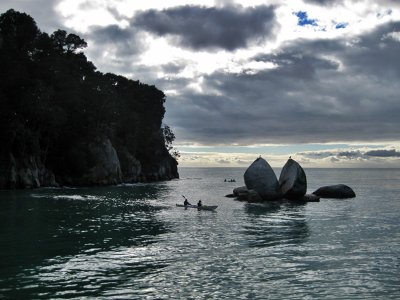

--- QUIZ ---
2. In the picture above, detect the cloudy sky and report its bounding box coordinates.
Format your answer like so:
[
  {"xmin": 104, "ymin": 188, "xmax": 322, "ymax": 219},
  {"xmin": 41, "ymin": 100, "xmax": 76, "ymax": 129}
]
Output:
[{"xmin": 2, "ymin": 0, "xmax": 400, "ymax": 168}]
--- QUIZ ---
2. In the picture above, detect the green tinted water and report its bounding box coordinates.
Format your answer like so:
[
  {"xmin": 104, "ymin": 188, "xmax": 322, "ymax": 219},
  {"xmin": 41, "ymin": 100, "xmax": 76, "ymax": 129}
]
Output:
[{"xmin": 0, "ymin": 168, "xmax": 399, "ymax": 299}]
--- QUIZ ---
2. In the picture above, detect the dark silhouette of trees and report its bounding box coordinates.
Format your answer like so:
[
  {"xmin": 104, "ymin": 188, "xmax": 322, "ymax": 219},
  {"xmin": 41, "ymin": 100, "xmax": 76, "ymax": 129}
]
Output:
[
  {"xmin": 0, "ymin": 9, "xmax": 178, "ymax": 186},
  {"xmin": 50, "ymin": 30, "xmax": 87, "ymax": 53}
]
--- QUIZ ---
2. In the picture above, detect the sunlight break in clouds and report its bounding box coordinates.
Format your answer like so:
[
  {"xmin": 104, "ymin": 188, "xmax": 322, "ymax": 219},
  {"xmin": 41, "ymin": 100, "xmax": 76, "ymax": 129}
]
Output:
[{"xmin": 178, "ymin": 144, "xmax": 400, "ymax": 168}]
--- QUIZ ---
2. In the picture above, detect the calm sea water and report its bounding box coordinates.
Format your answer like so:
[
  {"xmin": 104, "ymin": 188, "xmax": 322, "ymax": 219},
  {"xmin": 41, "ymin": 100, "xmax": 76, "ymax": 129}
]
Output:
[{"xmin": 0, "ymin": 168, "xmax": 399, "ymax": 299}]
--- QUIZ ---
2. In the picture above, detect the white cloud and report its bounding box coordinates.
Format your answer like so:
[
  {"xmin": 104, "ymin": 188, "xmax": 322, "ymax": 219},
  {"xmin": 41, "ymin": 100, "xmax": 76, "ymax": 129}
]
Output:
[
  {"xmin": 56, "ymin": 0, "xmax": 122, "ymax": 32},
  {"xmin": 384, "ymin": 31, "xmax": 400, "ymax": 42},
  {"xmin": 3, "ymin": 0, "xmax": 400, "ymax": 167},
  {"xmin": 52, "ymin": 0, "xmax": 400, "ymax": 83},
  {"xmin": 177, "ymin": 143, "xmax": 400, "ymax": 168}
]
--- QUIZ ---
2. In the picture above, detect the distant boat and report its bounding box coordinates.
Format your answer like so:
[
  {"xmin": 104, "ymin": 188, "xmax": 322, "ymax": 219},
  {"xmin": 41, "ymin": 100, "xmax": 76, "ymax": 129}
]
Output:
[{"xmin": 176, "ymin": 204, "xmax": 218, "ymax": 211}]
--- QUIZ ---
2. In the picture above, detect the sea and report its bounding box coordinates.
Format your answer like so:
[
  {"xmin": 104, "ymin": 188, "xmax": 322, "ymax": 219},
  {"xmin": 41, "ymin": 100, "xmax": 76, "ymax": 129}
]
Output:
[{"xmin": 0, "ymin": 167, "xmax": 399, "ymax": 299}]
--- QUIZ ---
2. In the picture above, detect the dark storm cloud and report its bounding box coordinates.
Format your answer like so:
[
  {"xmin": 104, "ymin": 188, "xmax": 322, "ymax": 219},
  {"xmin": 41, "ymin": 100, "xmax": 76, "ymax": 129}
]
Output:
[
  {"xmin": 133, "ymin": 5, "xmax": 277, "ymax": 51},
  {"xmin": 89, "ymin": 25, "xmax": 132, "ymax": 44},
  {"xmin": 88, "ymin": 25, "xmax": 144, "ymax": 57},
  {"xmin": 338, "ymin": 151, "xmax": 362, "ymax": 157},
  {"xmin": 365, "ymin": 150, "xmax": 400, "ymax": 157},
  {"xmin": 296, "ymin": 149, "xmax": 400, "ymax": 163},
  {"xmin": 161, "ymin": 62, "xmax": 187, "ymax": 74},
  {"xmin": 303, "ymin": 0, "xmax": 344, "ymax": 6},
  {"xmin": 83, "ymin": 24, "xmax": 153, "ymax": 79},
  {"xmin": 165, "ymin": 21, "xmax": 400, "ymax": 145},
  {"xmin": 296, "ymin": 151, "xmax": 359, "ymax": 161},
  {"xmin": 342, "ymin": 22, "xmax": 400, "ymax": 77},
  {"xmin": 255, "ymin": 51, "xmax": 339, "ymax": 80},
  {"xmin": 0, "ymin": 0, "xmax": 64, "ymax": 32}
]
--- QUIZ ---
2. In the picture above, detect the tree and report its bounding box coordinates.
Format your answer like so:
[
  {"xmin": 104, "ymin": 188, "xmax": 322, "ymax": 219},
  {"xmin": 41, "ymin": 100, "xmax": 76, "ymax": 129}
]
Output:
[
  {"xmin": 0, "ymin": 9, "xmax": 39, "ymax": 54},
  {"xmin": 50, "ymin": 30, "xmax": 87, "ymax": 53},
  {"xmin": 162, "ymin": 125, "xmax": 180, "ymax": 159},
  {"xmin": 0, "ymin": 9, "xmax": 179, "ymax": 186}
]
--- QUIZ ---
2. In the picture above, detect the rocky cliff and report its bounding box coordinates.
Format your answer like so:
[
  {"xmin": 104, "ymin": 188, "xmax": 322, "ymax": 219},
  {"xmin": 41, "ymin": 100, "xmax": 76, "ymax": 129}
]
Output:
[
  {"xmin": 0, "ymin": 9, "xmax": 179, "ymax": 189},
  {"xmin": 0, "ymin": 136, "xmax": 178, "ymax": 189}
]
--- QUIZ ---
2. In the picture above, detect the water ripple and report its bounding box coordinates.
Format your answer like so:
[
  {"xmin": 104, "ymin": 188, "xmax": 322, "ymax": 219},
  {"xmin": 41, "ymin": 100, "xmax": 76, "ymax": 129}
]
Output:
[{"xmin": 1, "ymin": 169, "xmax": 400, "ymax": 299}]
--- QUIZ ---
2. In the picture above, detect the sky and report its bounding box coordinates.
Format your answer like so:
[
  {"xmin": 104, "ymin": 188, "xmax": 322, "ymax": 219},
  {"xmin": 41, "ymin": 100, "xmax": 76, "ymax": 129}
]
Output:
[{"xmin": 1, "ymin": 0, "xmax": 400, "ymax": 168}]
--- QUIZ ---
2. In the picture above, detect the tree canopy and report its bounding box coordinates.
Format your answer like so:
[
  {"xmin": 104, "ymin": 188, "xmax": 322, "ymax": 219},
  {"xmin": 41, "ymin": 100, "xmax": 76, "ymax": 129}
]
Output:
[{"xmin": 0, "ymin": 9, "xmax": 178, "ymax": 183}]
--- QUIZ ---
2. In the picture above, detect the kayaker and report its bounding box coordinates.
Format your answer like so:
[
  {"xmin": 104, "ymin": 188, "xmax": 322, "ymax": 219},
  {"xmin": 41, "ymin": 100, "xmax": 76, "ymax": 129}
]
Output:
[
  {"xmin": 197, "ymin": 200, "xmax": 202, "ymax": 207},
  {"xmin": 183, "ymin": 195, "xmax": 191, "ymax": 206}
]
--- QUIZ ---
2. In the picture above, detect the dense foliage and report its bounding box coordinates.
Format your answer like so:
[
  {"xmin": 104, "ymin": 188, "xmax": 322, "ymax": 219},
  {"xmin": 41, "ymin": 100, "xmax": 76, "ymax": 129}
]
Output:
[{"xmin": 0, "ymin": 9, "xmax": 178, "ymax": 185}]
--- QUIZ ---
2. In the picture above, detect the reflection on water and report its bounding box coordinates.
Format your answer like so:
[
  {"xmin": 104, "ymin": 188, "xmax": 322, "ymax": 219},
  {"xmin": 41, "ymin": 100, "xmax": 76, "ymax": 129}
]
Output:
[
  {"xmin": 0, "ymin": 184, "xmax": 171, "ymax": 298},
  {"xmin": 0, "ymin": 168, "xmax": 400, "ymax": 299},
  {"xmin": 243, "ymin": 202, "xmax": 309, "ymax": 248}
]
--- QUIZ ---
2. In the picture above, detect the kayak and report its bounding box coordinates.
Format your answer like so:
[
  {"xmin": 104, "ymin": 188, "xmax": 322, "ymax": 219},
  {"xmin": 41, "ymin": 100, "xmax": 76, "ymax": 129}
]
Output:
[{"xmin": 176, "ymin": 204, "xmax": 218, "ymax": 210}]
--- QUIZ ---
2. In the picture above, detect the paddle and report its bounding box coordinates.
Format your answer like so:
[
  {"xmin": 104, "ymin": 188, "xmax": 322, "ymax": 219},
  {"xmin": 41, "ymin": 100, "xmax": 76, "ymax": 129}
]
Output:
[{"xmin": 182, "ymin": 195, "xmax": 192, "ymax": 206}]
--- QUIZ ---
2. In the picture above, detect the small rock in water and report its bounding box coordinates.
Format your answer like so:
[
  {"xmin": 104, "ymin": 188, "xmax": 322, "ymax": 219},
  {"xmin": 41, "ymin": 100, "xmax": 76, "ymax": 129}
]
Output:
[
  {"xmin": 225, "ymin": 193, "xmax": 235, "ymax": 198},
  {"xmin": 312, "ymin": 184, "xmax": 356, "ymax": 199},
  {"xmin": 301, "ymin": 194, "xmax": 320, "ymax": 202}
]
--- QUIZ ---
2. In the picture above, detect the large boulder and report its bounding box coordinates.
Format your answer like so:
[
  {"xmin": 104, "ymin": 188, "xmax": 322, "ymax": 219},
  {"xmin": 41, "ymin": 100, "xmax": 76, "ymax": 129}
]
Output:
[
  {"xmin": 233, "ymin": 186, "xmax": 248, "ymax": 197},
  {"xmin": 247, "ymin": 189, "xmax": 262, "ymax": 202},
  {"xmin": 312, "ymin": 184, "xmax": 356, "ymax": 199},
  {"xmin": 232, "ymin": 186, "xmax": 249, "ymax": 201},
  {"xmin": 230, "ymin": 186, "xmax": 263, "ymax": 202},
  {"xmin": 244, "ymin": 157, "xmax": 281, "ymax": 201},
  {"xmin": 301, "ymin": 194, "xmax": 320, "ymax": 202},
  {"xmin": 279, "ymin": 158, "xmax": 307, "ymax": 200}
]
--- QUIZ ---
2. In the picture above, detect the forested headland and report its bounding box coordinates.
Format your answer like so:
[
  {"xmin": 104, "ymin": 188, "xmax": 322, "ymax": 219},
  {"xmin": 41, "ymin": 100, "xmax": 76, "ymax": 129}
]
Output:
[{"xmin": 0, "ymin": 9, "xmax": 179, "ymax": 189}]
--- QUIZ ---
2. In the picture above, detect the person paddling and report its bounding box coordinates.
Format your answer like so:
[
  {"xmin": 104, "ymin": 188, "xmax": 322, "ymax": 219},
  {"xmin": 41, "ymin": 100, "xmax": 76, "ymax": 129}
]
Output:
[
  {"xmin": 197, "ymin": 200, "xmax": 202, "ymax": 207},
  {"xmin": 182, "ymin": 195, "xmax": 191, "ymax": 206}
]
